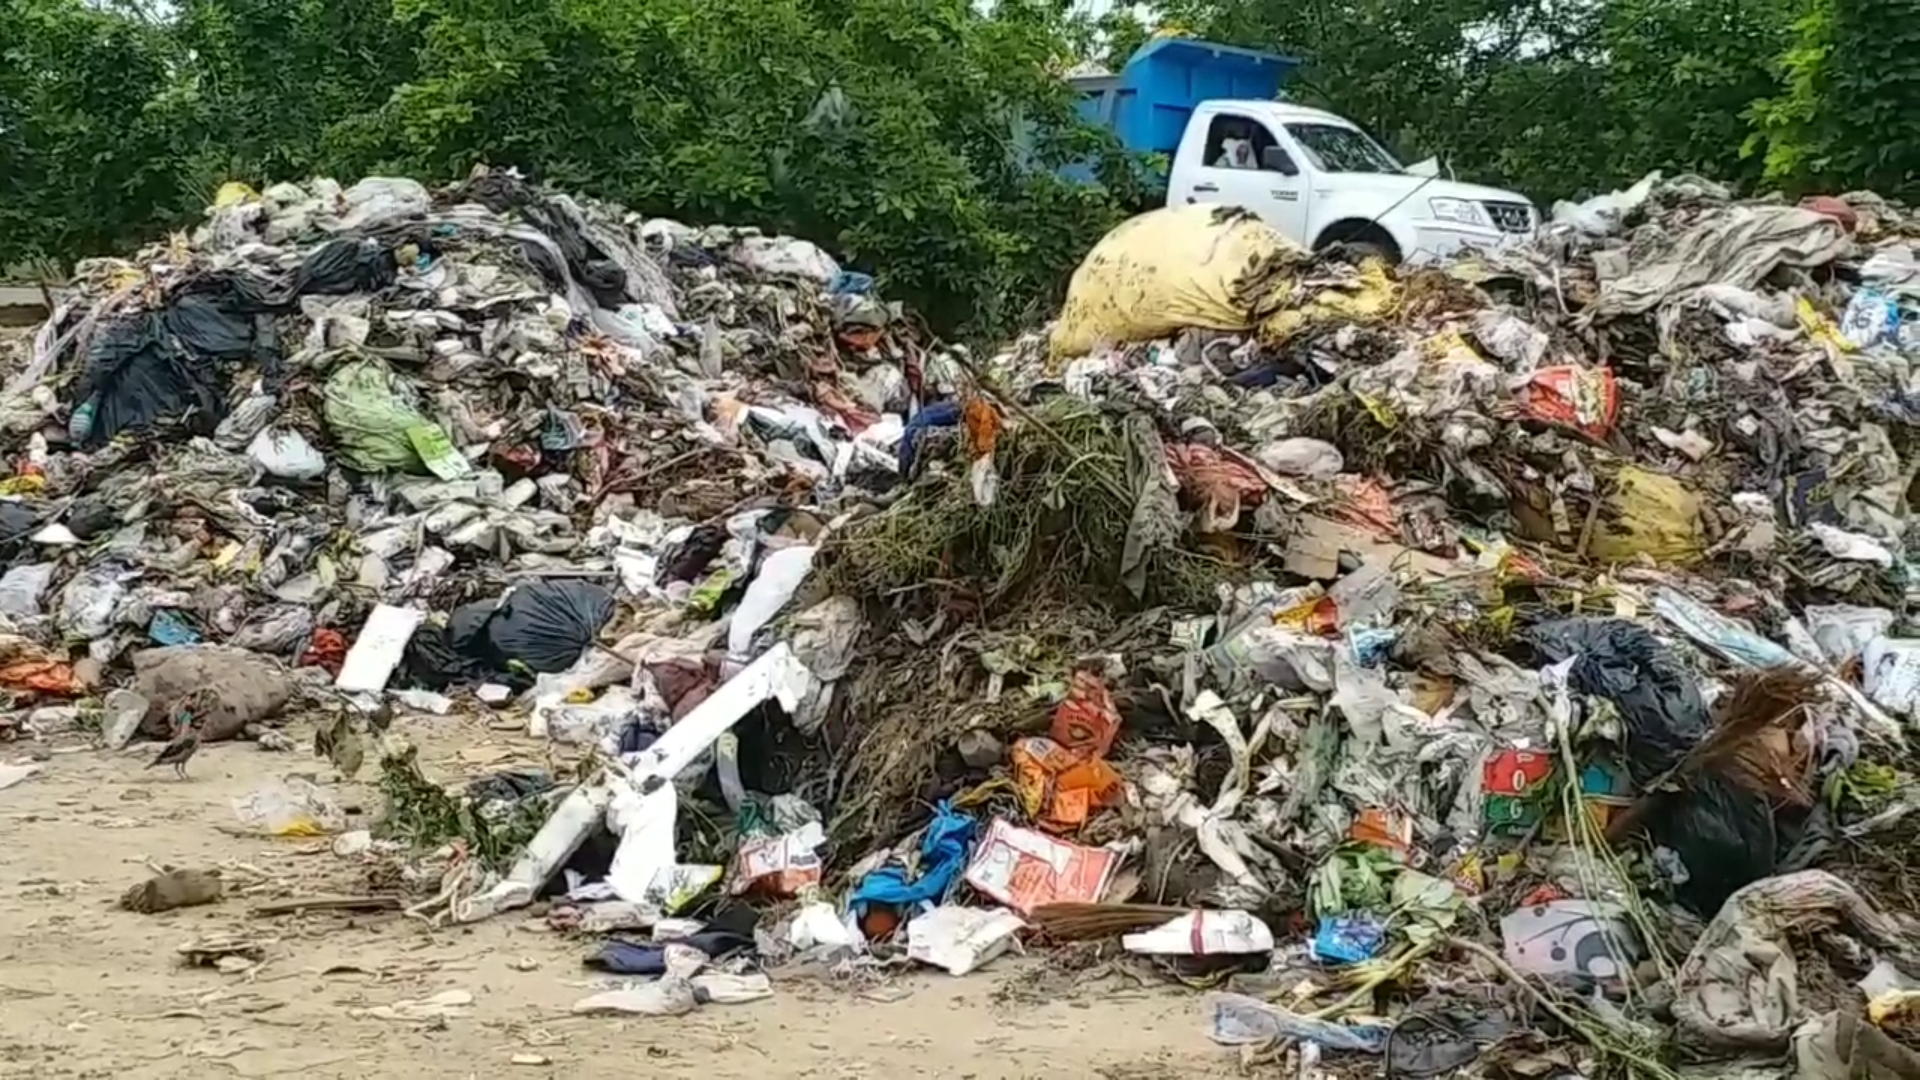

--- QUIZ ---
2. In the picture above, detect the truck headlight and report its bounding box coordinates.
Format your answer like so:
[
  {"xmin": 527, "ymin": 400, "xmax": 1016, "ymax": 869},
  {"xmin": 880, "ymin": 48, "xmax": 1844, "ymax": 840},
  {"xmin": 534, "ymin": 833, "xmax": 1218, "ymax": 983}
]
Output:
[{"xmin": 1428, "ymin": 198, "xmax": 1486, "ymax": 226}]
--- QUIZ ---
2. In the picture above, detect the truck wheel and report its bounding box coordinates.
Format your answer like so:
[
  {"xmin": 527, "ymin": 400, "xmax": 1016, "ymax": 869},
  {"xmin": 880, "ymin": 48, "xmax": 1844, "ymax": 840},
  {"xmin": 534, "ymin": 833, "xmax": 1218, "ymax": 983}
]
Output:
[{"xmin": 1327, "ymin": 239, "xmax": 1399, "ymax": 268}]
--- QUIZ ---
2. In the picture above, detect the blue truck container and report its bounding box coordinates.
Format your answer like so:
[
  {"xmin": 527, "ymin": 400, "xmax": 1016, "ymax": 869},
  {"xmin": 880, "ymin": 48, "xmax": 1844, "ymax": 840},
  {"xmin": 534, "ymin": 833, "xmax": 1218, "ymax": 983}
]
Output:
[{"xmin": 1062, "ymin": 38, "xmax": 1300, "ymax": 184}]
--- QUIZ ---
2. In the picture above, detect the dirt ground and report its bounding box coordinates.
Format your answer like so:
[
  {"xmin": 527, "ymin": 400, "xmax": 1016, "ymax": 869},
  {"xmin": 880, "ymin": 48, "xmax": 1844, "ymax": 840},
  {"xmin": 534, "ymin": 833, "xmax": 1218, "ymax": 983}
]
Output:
[{"xmin": 0, "ymin": 713, "xmax": 1226, "ymax": 1079}]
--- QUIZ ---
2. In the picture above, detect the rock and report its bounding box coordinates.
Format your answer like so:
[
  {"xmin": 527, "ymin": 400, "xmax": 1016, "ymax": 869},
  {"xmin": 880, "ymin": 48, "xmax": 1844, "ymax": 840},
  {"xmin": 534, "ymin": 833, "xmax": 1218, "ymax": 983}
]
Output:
[{"xmin": 102, "ymin": 689, "xmax": 151, "ymax": 751}]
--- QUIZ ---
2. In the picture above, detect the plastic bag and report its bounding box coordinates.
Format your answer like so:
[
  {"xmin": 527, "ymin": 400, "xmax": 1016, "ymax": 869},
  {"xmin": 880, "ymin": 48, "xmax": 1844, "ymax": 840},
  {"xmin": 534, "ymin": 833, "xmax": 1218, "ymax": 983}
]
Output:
[
  {"xmin": 1471, "ymin": 309, "xmax": 1550, "ymax": 369},
  {"xmin": 227, "ymin": 605, "xmax": 316, "ymax": 653},
  {"xmin": 248, "ymin": 427, "xmax": 326, "ymax": 480},
  {"xmin": 726, "ymin": 546, "xmax": 818, "ymax": 661},
  {"xmin": 1840, "ymin": 289, "xmax": 1901, "ymax": 349},
  {"xmin": 1519, "ymin": 365, "xmax": 1619, "ymax": 439},
  {"xmin": 466, "ymin": 580, "xmax": 616, "ymax": 676},
  {"xmin": 536, "ymin": 685, "xmax": 644, "ymax": 746},
  {"xmin": 1662, "ymin": 773, "xmax": 1777, "ymax": 915},
  {"xmin": 906, "ymin": 906, "xmax": 1024, "ymax": 975},
  {"xmin": 1528, "ymin": 618, "xmax": 1778, "ymax": 914},
  {"xmin": 731, "ymin": 236, "xmax": 841, "ymax": 283},
  {"xmin": 1527, "ymin": 619, "xmax": 1708, "ymax": 781},
  {"xmin": 56, "ymin": 565, "xmax": 132, "ymax": 640},
  {"xmin": 1255, "ymin": 437, "xmax": 1344, "ymax": 479},
  {"xmin": 1549, "ymin": 172, "xmax": 1658, "ymax": 237},
  {"xmin": 75, "ymin": 296, "xmax": 261, "ymax": 446},
  {"xmin": 0, "ymin": 562, "xmax": 55, "ymax": 617},
  {"xmin": 321, "ymin": 177, "xmax": 430, "ymax": 233},
  {"xmin": 786, "ymin": 595, "xmax": 864, "ymax": 682},
  {"xmin": 215, "ymin": 392, "xmax": 279, "ymax": 448},
  {"xmin": 1586, "ymin": 466, "xmax": 1705, "ymax": 565},
  {"xmin": 594, "ymin": 303, "xmax": 676, "ymax": 355},
  {"xmin": 1209, "ymin": 994, "xmax": 1390, "ymax": 1052},
  {"xmin": 322, "ymin": 358, "xmax": 465, "ymax": 478},
  {"xmin": 1675, "ymin": 872, "xmax": 1909, "ymax": 1054},
  {"xmin": 232, "ymin": 776, "xmax": 346, "ymax": 836},
  {"xmin": 1806, "ymin": 605, "xmax": 1897, "ymax": 666}
]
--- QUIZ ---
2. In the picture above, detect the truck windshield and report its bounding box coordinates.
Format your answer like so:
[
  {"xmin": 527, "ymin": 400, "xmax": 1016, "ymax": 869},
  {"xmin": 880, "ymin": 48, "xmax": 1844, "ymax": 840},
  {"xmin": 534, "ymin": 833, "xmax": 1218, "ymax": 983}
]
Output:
[{"xmin": 1284, "ymin": 123, "xmax": 1403, "ymax": 174}]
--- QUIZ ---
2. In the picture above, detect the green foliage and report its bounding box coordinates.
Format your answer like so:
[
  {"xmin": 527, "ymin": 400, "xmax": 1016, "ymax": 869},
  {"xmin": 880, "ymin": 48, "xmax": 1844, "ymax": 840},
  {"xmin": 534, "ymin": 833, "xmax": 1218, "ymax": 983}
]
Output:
[
  {"xmin": 0, "ymin": 0, "xmax": 192, "ymax": 262},
  {"xmin": 1748, "ymin": 0, "xmax": 1920, "ymax": 196}
]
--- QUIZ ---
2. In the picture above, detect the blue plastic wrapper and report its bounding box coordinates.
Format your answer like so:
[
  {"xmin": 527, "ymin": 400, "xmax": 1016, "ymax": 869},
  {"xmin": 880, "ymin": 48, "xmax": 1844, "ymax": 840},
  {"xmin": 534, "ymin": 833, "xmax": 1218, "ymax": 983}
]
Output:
[
  {"xmin": 1347, "ymin": 627, "xmax": 1398, "ymax": 667},
  {"xmin": 1312, "ymin": 912, "xmax": 1386, "ymax": 964},
  {"xmin": 148, "ymin": 609, "xmax": 202, "ymax": 647}
]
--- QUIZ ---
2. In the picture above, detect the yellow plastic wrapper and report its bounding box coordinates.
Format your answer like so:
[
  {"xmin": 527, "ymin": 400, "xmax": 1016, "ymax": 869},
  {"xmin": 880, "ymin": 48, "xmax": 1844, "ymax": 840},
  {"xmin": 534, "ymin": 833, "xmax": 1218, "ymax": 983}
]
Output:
[
  {"xmin": 213, "ymin": 181, "xmax": 260, "ymax": 208},
  {"xmin": 1259, "ymin": 257, "xmax": 1397, "ymax": 341},
  {"xmin": 1049, "ymin": 205, "xmax": 1396, "ymax": 363},
  {"xmin": 1586, "ymin": 465, "xmax": 1705, "ymax": 566}
]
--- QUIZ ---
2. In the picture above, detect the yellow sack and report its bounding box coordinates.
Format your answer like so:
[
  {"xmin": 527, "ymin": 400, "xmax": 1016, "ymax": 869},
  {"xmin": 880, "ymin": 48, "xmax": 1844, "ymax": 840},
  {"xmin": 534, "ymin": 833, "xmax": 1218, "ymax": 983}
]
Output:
[
  {"xmin": 1587, "ymin": 466, "xmax": 1705, "ymax": 566},
  {"xmin": 1050, "ymin": 205, "xmax": 1305, "ymax": 361}
]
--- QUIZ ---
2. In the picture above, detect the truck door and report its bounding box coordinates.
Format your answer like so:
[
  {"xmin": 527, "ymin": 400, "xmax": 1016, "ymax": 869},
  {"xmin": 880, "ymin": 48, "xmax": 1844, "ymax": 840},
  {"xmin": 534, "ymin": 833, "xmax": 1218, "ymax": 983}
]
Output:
[{"xmin": 1170, "ymin": 110, "xmax": 1310, "ymax": 244}]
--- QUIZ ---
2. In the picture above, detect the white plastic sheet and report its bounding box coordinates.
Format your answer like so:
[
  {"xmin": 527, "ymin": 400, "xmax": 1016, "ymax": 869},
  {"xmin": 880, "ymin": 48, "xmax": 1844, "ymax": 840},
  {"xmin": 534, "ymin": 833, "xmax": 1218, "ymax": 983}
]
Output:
[
  {"xmin": 726, "ymin": 545, "xmax": 818, "ymax": 661},
  {"xmin": 248, "ymin": 427, "xmax": 327, "ymax": 480},
  {"xmin": 731, "ymin": 236, "xmax": 841, "ymax": 283}
]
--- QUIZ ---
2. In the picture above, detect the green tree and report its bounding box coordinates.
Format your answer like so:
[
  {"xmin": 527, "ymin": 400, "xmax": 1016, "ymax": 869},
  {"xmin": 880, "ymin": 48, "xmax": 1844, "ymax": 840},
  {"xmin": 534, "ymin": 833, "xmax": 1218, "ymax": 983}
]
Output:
[
  {"xmin": 165, "ymin": 0, "xmax": 423, "ymax": 185},
  {"xmin": 0, "ymin": 0, "xmax": 189, "ymax": 267},
  {"xmin": 1748, "ymin": 0, "xmax": 1920, "ymax": 199}
]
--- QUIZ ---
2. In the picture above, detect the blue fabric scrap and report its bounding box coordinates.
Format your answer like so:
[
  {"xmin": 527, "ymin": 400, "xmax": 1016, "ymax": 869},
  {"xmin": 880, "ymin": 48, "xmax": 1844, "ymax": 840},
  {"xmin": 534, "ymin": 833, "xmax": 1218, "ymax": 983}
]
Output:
[
  {"xmin": 897, "ymin": 399, "xmax": 961, "ymax": 475},
  {"xmin": 849, "ymin": 801, "xmax": 976, "ymax": 911}
]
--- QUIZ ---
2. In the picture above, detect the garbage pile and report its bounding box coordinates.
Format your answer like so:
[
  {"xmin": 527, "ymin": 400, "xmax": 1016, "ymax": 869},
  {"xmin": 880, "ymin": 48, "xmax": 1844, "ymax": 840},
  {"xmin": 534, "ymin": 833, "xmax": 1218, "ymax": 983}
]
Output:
[
  {"xmin": 9, "ymin": 166, "xmax": 1920, "ymax": 1070},
  {"xmin": 0, "ymin": 165, "xmax": 939, "ymax": 744},
  {"xmin": 777, "ymin": 185, "xmax": 1920, "ymax": 1072}
]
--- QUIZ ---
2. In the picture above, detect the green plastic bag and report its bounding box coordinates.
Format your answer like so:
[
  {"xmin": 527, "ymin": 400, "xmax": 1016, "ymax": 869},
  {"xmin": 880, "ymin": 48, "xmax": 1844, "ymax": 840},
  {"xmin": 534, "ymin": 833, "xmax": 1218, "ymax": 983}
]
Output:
[{"xmin": 322, "ymin": 359, "xmax": 468, "ymax": 479}]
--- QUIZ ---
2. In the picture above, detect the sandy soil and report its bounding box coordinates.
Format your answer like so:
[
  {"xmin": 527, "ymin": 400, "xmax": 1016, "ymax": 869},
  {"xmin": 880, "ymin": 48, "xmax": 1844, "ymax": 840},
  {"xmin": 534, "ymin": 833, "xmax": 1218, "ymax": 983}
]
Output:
[{"xmin": 0, "ymin": 714, "xmax": 1225, "ymax": 1079}]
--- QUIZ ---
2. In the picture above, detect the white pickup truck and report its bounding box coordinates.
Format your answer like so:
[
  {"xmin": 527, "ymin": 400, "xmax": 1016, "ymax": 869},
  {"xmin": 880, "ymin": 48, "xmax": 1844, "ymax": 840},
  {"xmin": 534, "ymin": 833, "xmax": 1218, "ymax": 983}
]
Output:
[
  {"xmin": 1165, "ymin": 99, "xmax": 1538, "ymax": 263},
  {"xmin": 1070, "ymin": 39, "xmax": 1538, "ymax": 263}
]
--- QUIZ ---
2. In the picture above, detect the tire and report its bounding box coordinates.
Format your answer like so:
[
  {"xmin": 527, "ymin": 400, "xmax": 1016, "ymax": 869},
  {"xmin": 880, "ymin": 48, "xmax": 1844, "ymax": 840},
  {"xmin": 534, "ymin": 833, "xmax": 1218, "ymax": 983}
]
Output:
[{"xmin": 1326, "ymin": 239, "xmax": 1399, "ymax": 267}]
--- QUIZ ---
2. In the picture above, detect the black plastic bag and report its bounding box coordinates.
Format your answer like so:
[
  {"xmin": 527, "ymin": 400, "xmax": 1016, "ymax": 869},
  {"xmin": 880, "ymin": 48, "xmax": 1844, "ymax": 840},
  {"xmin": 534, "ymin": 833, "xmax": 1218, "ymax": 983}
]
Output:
[
  {"xmin": 466, "ymin": 769, "xmax": 554, "ymax": 803},
  {"xmin": 446, "ymin": 600, "xmax": 495, "ymax": 658},
  {"xmin": 75, "ymin": 294, "xmax": 264, "ymax": 446},
  {"xmin": 1525, "ymin": 617, "xmax": 1774, "ymax": 915},
  {"xmin": 0, "ymin": 501, "xmax": 39, "ymax": 566},
  {"xmin": 1526, "ymin": 618, "xmax": 1709, "ymax": 782},
  {"xmin": 291, "ymin": 238, "xmax": 398, "ymax": 296},
  {"xmin": 475, "ymin": 580, "xmax": 615, "ymax": 674},
  {"xmin": 1663, "ymin": 773, "xmax": 1776, "ymax": 914},
  {"xmin": 398, "ymin": 621, "xmax": 477, "ymax": 690},
  {"xmin": 399, "ymin": 581, "xmax": 614, "ymax": 691}
]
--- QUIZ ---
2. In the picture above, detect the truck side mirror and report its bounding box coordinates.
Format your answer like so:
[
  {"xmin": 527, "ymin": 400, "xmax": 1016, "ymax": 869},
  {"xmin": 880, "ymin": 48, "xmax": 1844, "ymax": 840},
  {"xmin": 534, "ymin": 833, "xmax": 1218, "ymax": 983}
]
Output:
[{"xmin": 1260, "ymin": 147, "xmax": 1299, "ymax": 176}]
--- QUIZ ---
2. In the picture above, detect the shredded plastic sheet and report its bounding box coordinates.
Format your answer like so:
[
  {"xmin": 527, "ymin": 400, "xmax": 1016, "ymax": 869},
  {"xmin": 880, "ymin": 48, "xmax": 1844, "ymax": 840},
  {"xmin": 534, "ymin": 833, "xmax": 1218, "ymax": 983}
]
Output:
[
  {"xmin": 1675, "ymin": 871, "xmax": 1917, "ymax": 1053},
  {"xmin": 1588, "ymin": 204, "xmax": 1851, "ymax": 317}
]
